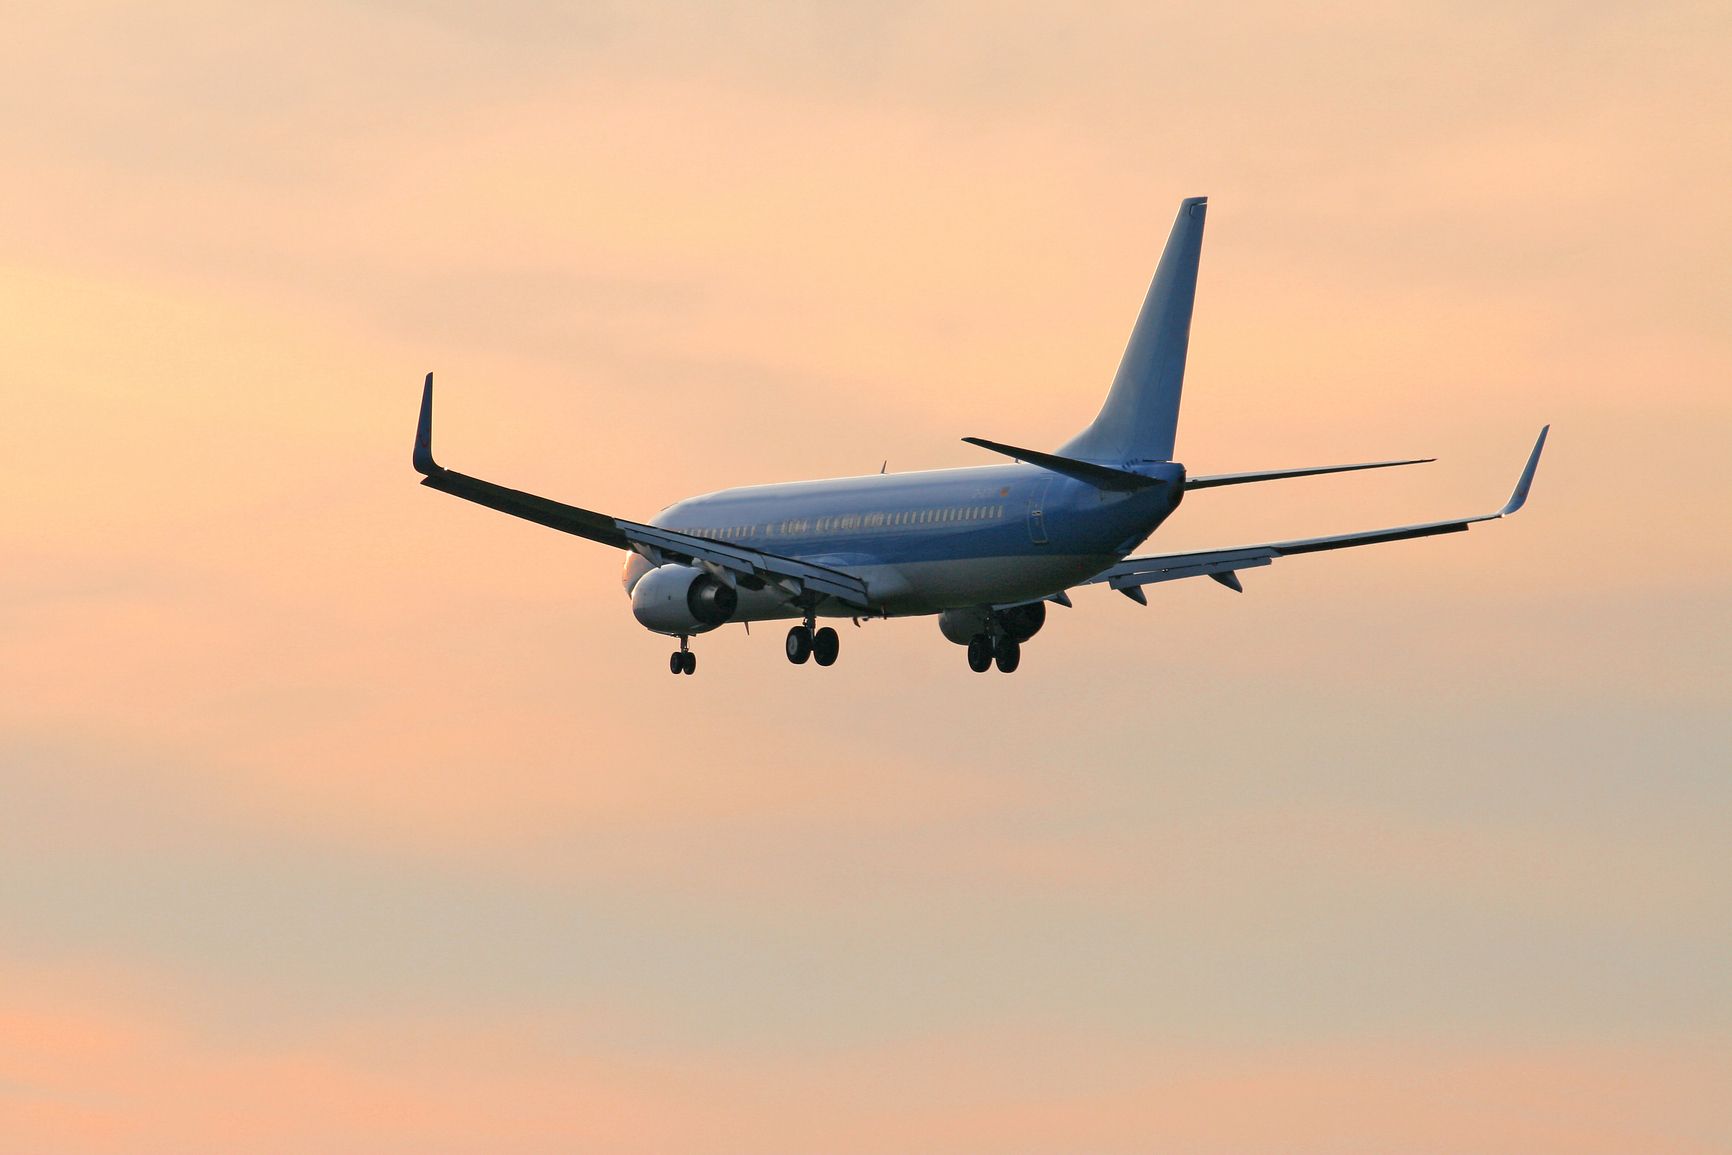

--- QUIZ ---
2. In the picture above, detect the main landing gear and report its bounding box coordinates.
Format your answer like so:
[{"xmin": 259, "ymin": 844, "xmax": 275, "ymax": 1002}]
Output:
[
  {"xmin": 947, "ymin": 602, "xmax": 1042, "ymax": 674},
  {"xmin": 785, "ymin": 616, "xmax": 840, "ymax": 667},
  {"xmin": 669, "ymin": 635, "xmax": 696, "ymax": 676},
  {"xmin": 966, "ymin": 632, "xmax": 1021, "ymax": 674}
]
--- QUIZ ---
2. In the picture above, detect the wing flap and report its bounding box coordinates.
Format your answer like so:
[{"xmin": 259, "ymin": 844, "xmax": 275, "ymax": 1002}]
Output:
[
  {"xmin": 621, "ymin": 521, "xmax": 870, "ymax": 607},
  {"xmin": 1099, "ymin": 548, "xmax": 1274, "ymax": 590}
]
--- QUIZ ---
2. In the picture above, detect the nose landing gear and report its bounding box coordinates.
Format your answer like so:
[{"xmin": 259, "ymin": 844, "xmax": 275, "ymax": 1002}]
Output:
[{"xmin": 669, "ymin": 635, "xmax": 696, "ymax": 675}]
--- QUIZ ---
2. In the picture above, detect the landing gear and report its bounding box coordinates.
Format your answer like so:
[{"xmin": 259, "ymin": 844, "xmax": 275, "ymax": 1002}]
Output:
[
  {"xmin": 963, "ymin": 631, "xmax": 1021, "ymax": 673},
  {"xmin": 670, "ymin": 636, "xmax": 696, "ymax": 675},
  {"xmin": 812, "ymin": 626, "xmax": 839, "ymax": 666},
  {"xmin": 787, "ymin": 617, "xmax": 840, "ymax": 668}
]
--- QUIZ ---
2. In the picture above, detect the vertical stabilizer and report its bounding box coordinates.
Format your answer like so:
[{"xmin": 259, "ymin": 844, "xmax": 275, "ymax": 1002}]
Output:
[{"xmin": 1060, "ymin": 196, "xmax": 1207, "ymax": 463}]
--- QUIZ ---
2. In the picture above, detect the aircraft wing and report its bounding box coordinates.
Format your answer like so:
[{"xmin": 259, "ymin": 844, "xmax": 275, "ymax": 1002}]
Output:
[
  {"xmin": 412, "ymin": 376, "xmax": 872, "ymax": 609},
  {"xmin": 1085, "ymin": 426, "xmax": 1548, "ymax": 602}
]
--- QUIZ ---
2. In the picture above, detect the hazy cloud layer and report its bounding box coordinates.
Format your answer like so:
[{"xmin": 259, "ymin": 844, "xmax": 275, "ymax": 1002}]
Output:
[{"xmin": 3, "ymin": 2, "xmax": 1729, "ymax": 1151}]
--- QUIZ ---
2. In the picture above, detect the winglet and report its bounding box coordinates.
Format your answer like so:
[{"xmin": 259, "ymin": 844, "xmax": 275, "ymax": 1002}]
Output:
[
  {"xmin": 413, "ymin": 372, "xmax": 440, "ymax": 476},
  {"xmin": 1498, "ymin": 425, "xmax": 1549, "ymax": 516}
]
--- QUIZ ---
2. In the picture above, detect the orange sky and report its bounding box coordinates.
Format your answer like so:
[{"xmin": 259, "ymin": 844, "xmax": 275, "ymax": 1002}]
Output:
[{"xmin": 3, "ymin": 3, "xmax": 1729, "ymax": 1152}]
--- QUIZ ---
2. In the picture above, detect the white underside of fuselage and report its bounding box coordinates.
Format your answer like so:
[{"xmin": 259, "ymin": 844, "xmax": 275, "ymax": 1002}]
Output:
[{"xmin": 722, "ymin": 552, "xmax": 1117, "ymax": 625}]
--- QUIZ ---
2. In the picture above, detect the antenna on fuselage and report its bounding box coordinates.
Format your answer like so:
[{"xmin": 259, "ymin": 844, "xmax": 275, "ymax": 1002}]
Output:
[{"xmin": 880, "ymin": 460, "xmax": 887, "ymax": 474}]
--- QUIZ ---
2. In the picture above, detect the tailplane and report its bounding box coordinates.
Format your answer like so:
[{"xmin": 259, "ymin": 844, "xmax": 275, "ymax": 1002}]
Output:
[{"xmin": 1060, "ymin": 195, "xmax": 1207, "ymax": 464}]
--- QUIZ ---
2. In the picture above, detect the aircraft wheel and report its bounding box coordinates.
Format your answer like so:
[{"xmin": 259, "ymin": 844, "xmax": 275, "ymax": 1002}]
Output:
[
  {"xmin": 994, "ymin": 636, "xmax": 1021, "ymax": 674},
  {"xmin": 682, "ymin": 651, "xmax": 697, "ymax": 675},
  {"xmin": 670, "ymin": 651, "xmax": 683, "ymax": 675},
  {"xmin": 966, "ymin": 635, "xmax": 993, "ymax": 673},
  {"xmin": 785, "ymin": 625, "xmax": 813, "ymax": 664},
  {"xmin": 812, "ymin": 626, "xmax": 839, "ymax": 666}
]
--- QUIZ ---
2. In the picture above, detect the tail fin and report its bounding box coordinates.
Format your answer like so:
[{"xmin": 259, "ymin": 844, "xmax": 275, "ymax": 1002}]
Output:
[{"xmin": 1060, "ymin": 196, "xmax": 1207, "ymax": 464}]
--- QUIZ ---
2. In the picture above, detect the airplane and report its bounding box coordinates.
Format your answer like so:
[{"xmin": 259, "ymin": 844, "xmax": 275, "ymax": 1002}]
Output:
[{"xmin": 412, "ymin": 196, "xmax": 1547, "ymax": 676}]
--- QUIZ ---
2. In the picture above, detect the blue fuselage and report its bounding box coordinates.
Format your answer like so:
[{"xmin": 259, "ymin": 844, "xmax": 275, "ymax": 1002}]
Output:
[{"xmin": 634, "ymin": 462, "xmax": 1187, "ymax": 618}]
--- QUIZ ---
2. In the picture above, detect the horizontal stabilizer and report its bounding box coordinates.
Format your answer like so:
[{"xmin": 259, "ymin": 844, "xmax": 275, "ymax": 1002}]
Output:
[
  {"xmin": 961, "ymin": 437, "xmax": 1163, "ymax": 491},
  {"xmin": 1186, "ymin": 456, "xmax": 1434, "ymax": 490}
]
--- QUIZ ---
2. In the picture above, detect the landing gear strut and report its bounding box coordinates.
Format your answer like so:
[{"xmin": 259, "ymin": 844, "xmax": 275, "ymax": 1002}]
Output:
[{"xmin": 669, "ymin": 635, "xmax": 696, "ymax": 675}]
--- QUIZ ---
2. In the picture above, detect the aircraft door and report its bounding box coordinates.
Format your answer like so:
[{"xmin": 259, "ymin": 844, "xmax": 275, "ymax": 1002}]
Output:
[{"xmin": 1026, "ymin": 477, "xmax": 1052, "ymax": 545}]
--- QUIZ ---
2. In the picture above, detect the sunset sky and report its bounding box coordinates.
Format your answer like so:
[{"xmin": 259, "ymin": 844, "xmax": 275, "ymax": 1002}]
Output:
[{"xmin": 4, "ymin": 3, "xmax": 1729, "ymax": 1152}]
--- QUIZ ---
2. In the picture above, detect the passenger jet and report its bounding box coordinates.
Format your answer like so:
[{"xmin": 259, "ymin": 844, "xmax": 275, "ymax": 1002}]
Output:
[{"xmin": 413, "ymin": 196, "xmax": 1547, "ymax": 675}]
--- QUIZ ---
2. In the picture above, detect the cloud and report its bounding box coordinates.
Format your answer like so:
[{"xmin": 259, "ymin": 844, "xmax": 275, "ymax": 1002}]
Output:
[
  {"xmin": 3, "ymin": 960, "xmax": 1727, "ymax": 1154},
  {"xmin": 3, "ymin": 2, "xmax": 1731, "ymax": 1149}
]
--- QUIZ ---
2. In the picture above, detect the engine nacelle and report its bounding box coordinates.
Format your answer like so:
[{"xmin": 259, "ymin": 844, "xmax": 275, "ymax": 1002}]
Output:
[
  {"xmin": 938, "ymin": 607, "xmax": 992, "ymax": 646},
  {"xmin": 630, "ymin": 564, "xmax": 739, "ymax": 635},
  {"xmin": 999, "ymin": 601, "xmax": 1047, "ymax": 642},
  {"xmin": 938, "ymin": 601, "xmax": 1048, "ymax": 645}
]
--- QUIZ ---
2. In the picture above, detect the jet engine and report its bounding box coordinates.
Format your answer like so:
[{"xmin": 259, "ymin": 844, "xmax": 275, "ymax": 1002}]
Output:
[
  {"xmin": 630, "ymin": 564, "xmax": 739, "ymax": 635},
  {"xmin": 938, "ymin": 601, "xmax": 1048, "ymax": 645},
  {"xmin": 938, "ymin": 607, "xmax": 992, "ymax": 645},
  {"xmin": 998, "ymin": 601, "xmax": 1047, "ymax": 642}
]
